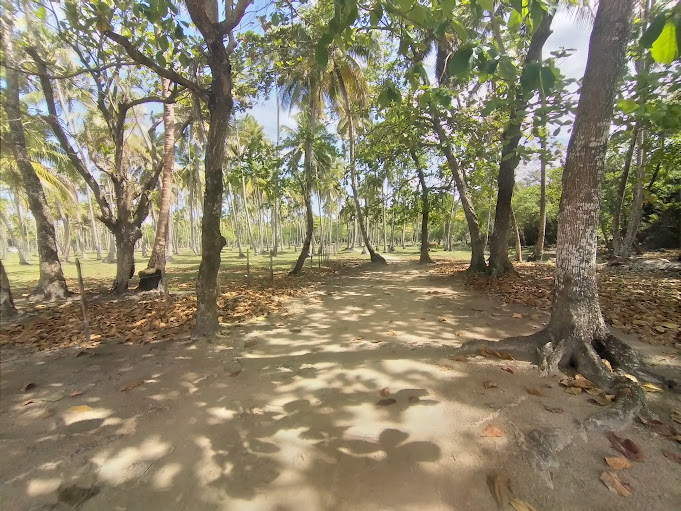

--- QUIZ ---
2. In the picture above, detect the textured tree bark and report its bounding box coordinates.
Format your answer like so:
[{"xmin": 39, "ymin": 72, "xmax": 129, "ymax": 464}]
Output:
[
  {"xmin": 488, "ymin": 14, "xmax": 554, "ymax": 275},
  {"xmin": 145, "ymin": 78, "xmax": 175, "ymax": 281},
  {"xmin": 0, "ymin": 259, "xmax": 18, "ymax": 319},
  {"xmin": 336, "ymin": 68, "xmax": 386, "ymax": 264},
  {"xmin": 1, "ymin": 15, "xmax": 69, "ymax": 299}
]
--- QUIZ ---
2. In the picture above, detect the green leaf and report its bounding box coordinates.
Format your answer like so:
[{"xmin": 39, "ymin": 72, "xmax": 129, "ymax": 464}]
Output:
[
  {"xmin": 370, "ymin": 2, "xmax": 383, "ymax": 26},
  {"xmin": 155, "ymin": 51, "xmax": 166, "ymax": 68},
  {"xmin": 315, "ymin": 32, "xmax": 333, "ymax": 68},
  {"xmin": 452, "ymin": 19, "xmax": 468, "ymax": 42},
  {"xmin": 650, "ymin": 20, "xmax": 678, "ymax": 64},
  {"xmin": 640, "ymin": 13, "xmax": 667, "ymax": 48},
  {"xmin": 520, "ymin": 62, "xmax": 540, "ymax": 95},
  {"xmin": 157, "ymin": 34, "xmax": 169, "ymax": 52},
  {"xmin": 434, "ymin": 20, "xmax": 448, "ymax": 40},
  {"xmin": 477, "ymin": 0, "xmax": 494, "ymax": 12},
  {"xmin": 508, "ymin": 9, "xmax": 523, "ymax": 31},
  {"xmin": 410, "ymin": 4, "xmax": 430, "ymax": 25},
  {"xmin": 498, "ymin": 56, "xmax": 516, "ymax": 80},
  {"xmin": 552, "ymin": 127, "xmax": 561, "ymax": 137},
  {"xmin": 448, "ymin": 46, "xmax": 474, "ymax": 76},
  {"xmin": 617, "ymin": 99, "xmax": 639, "ymax": 114},
  {"xmin": 539, "ymin": 66, "xmax": 557, "ymax": 95}
]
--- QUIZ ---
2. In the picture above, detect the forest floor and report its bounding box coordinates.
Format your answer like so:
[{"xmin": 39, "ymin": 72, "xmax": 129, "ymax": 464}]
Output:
[{"xmin": 1, "ymin": 255, "xmax": 680, "ymax": 510}]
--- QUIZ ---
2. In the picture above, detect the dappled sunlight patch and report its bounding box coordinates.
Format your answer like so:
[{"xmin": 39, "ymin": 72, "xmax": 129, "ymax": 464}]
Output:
[
  {"xmin": 152, "ymin": 462, "xmax": 182, "ymax": 490},
  {"xmin": 92, "ymin": 436, "xmax": 172, "ymax": 485},
  {"xmin": 27, "ymin": 477, "xmax": 62, "ymax": 496},
  {"xmin": 61, "ymin": 406, "xmax": 112, "ymax": 426}
]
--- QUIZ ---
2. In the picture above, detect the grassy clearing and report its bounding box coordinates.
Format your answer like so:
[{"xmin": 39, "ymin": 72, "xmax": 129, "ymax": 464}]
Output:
[{"xmin": 1, "ymin": 244, "xmax": 475, "ymax": 295}]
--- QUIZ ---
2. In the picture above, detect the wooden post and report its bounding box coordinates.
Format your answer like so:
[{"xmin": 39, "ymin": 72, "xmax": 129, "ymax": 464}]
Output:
[
  {"xmin": 75, "ymin": 258, "xmax": 91, "ymax": 343},
  {"xmin": 269, "ymin": 250, "xmax": 274, "ymax": 284}
]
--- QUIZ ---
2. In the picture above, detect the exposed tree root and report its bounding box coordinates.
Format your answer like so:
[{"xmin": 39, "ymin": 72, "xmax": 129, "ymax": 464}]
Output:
[
  {"xmin": 454, "ymin": 328, "xmax": 679, "ymax": 431},
  {"xmin": 370, "ymin": 252, "xmax": 387, "ymax": 265}
]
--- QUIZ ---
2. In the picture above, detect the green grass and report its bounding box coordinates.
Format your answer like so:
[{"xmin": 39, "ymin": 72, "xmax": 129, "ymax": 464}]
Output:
[{"xmin": 1, "ymin": 243, "xmax": 474, "ymax": 295}]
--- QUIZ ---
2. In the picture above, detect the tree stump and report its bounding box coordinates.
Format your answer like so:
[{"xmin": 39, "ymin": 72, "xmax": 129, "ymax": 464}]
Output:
[{"xmin": 137, "ymin": 268, "xmax": 162, "ymax": 291}]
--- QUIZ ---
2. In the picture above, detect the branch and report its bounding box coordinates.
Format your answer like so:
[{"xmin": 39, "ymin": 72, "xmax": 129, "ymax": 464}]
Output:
[
  {"xmin": 218, "ymin": 0, "xmax": 254, "ymax": 34},
  {"xmin": 9, "ymin": 60, "xmax": 139, "ymax": 80},
  {"xmin": 104, "ymin": 30, "xmax": 208, "ymax": 97},
  {"xmin": 26, "ymin": 47, "xmax": 116, "ymax": 230}
]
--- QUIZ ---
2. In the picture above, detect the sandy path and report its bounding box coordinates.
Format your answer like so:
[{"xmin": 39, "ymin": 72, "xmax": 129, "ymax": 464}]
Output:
[{"xmin": 1, "ymin": 260, "xmax": 679, "ymax": 510}]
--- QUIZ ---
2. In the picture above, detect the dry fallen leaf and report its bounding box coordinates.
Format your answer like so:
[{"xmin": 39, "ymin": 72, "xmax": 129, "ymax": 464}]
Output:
[
  {"xmin": 376, "ymin": 398, "xmax": 396, "ymax": 406},
  {"xmin": 380, "ymin": 387, "xmax": 391, "ymax": 397},
  {"xmin": 566, "ymin": 387, "xmax": 583, "ymax": 395},
  {"xmin": 600, "ymin": 471, "xmax": 631, "ymax": 497},
  {"xmin": 449, "ymin": 355, "xmax": 468, "ymax": 362},
  {"xmin": 544, "ymin": 406, "xmax": 564, "ymax": 414},
  {"xmin": 487, "ymin": 472, "xmax": 513, "ymax": 507},
  {"xmin": 662, "ymin": 449, "xmax": 681, "ymax": 464},
  {"xmin": 69, "ymin": 391, "xmax": 84, "ymax": 398},
  {"xmin": 479, "ymin": 347, "xmax": 514, "ymax": 360},
  {"xmin": 672, "ymin": 410, "xmax": 681, "ymax": 424},
  {"xmin": 638, "ymin": 415, "xmax": 678, "ymax": 438},
  {"xmin": 501, "ymin": 367, "xmax": 514, "ymax": 374},
  {"xmin": 482, "ymin": 425, "xmax": 505, "ymax": 438},
  {"xmin": 526, "ymin": 387, "xmax": 546, "ymax": 398},
  {"xmin": 120, "ymin": 380, "xmax": 144, "ymax": 391},
  {"xmin": 512, "ymin": 313, "xmax": 524, "ymax": 319},
  {"xmin": 607, "ymin": 432, "xmax": 644, "ymax": 462},
  {"xmin": 67, "ymin": 405, "xmax": 93, "ymax": 413},
  {"xmin": 510, "ymin": 498, "xmax": 538, "ymax": 511},
  {"xmin": 641, "ymin": 382, "xmax": 663, "ymax": 393},
  {"xmin": 483, "ymin": 380, "xmax": 498, "ymax": 389},
  {"xmin": 605, "ymin": 457, "xmax": 632, "ymax": 470}
]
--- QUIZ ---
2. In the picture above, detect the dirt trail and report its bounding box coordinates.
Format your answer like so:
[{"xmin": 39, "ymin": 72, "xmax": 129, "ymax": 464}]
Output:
[{"xmin": 1, "ymin": 260, "xmax": 679, "ymax": 510}]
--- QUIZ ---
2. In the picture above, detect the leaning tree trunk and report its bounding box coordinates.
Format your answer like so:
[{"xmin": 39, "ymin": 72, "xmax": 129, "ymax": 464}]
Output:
[
  {"xmin": 612, "ymin": 124, "xmax": 639, "ymax": 256},
  {"xmin": 144, "ymin": 77, "xmax": 175, "ymax": 286},
  {"xmin": 336, "ymin": 68, "xmax": 386, "ymax": 264},
  {"xmin": 487, "ymin": 14, "xmax": 554, "ymax": 275},
  {"xmin": 0, "ymin": 259, "xmax": 18, "ymax": 319},
  {"xmin": 0, "ymin": 210, "xmax": 30, "ymax": 265},
  {"xmin": 433, "ymin": 116, "xmax": 486, "ymax": 271},
  {"xmin": 291, "ymin": 193, "xmax": 314, "ymax": 275},
  {"xmin": 620, "ymin": 130, "xmax": 647, "ymax": 258},
  {"xmin": 1, "ymin": 16, "xmax": 68, "ymax": 300},
  {"xmin": 414, "ymin": 153, "xmax": 433, "ymax": 264}
]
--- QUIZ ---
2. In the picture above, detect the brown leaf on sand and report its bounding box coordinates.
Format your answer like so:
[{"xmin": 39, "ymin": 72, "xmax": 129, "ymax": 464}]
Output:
[
  {"xmin": 483, "ymin": 380, "xmax": 498, "ymax": 389},
  {"xmin": 449, "ymin": 355, "xmax": 468, "ymax": 362},
  {"xmin": 638, "ymin": 415, "xmax": 678, "ymax": 438},
  {"xmin": 487, "ymin": 472, "xmax": 512, "ymax": 507},
  {"xmin": 672, "ymin": 410, "xmax": 681, "ymax": 424},
  {"xmin": 479, "ymin": 347, "xmax": 514, "ymax": 360},
  {"xmin": 526, "ymin": 387, "xmax": 546, "ymax": 398},
  {"xmin": 662, "ymin": 450, "xmax": 681, "ymax": 464},
  {"xmin": 120, "ymin": 380, "xmax": 144, "ymax": 391},
  {"xmin": 510, "ymin": 498, "xmax": 538, "ymax": 511},
  {"xmin": 482, "ymin": 425, "xmax": 505, "ymax": 438},
  {"xmin": 379, "ymin": 387, "xmax": 391, "ymax": 397},
  {"xmin": 605, "ymin": 457, "xmax": 632, "ymax": 470},
  {"xmin": 600, "ymin": 471, "xmax": 631, "ymax": 497},
  {"xmin": 501, "ymin": 367, "xmax": 514, "ymax": 374},
  {"xmin": 376, "ymin": 398, "xmax": 396, "ymax": 406},
  {"xmin": 512, "ymin": 313, "xmax": 524, "ymax": 319},
  {"xmin": 607, "ymin": 432, "xmax": 644, "ymax": 462},
  {"xmin": 544, "ymin": 406, "xmax": 564, "ymax": 414},
  {"xmin": 69, "ymin": 391, "xmax": 85, "ymax": 398}
]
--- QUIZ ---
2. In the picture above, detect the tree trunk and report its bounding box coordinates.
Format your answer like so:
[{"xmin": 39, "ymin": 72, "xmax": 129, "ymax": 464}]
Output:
[
  {"xmin": 0, "ymin": 210, "xmax": 30, "ymax": 265},
  {"xmin": 228, "ymin": 183, "xmax": 245, "ymax": 257},
  {"xmin": 146, "ymin": 77, "xmax": 175, "ymax": 280},
  {"xmin": 240, "ymin": 169, "xmax": 257, "ymax": 254},
  {"xmin": 546, "ymin": 0, "xmax": 634, "ymax": 373},
  {"xmin": 86, "ymin": 189, "xmax": 102, "ymax": 260},
  {"xmin": 511, "ymin": 206, "xmax": 522, "ymax": 262},
  {"xmin": 488, "ymin": 14, "xmax": 554, "ymax": 275},
  {"xmin": 0, "ymin": 259, "xmax": 18, "ymax": 319},
  {"xmin": 1, "ymin": 16, "xmax": 68, "ymax": 299},
  {"xmin": 612, "ymin": 125, "xmax": 639, "ymax": 256},
  {"xmin": 414, "ymin": 153, "xmax": 432, "ymax": 264},
  {"xmin": 620, "ymin": 129, "xmax": 646, "ymax": 257},
  {"xmin": 110, "ymin": 225, "xmax": 141, "ymax": 294},
  {"xmin": 433, "ymin": 116, "xmax": 486, "ymax": 271},
  {"xmin": 191, "ymin": 45, "xmax": 231, "ymax": 338},
  {"xmin": 533, "ymin": 129, "xmax": 548, "ymax": 261},
  {"xmin": 382, "ymin": 181, "xmax": 388, "ymax": 253},
  {"xmin": 336, "ymin": 68, "xmax": 386, "ymax": 264},
  {"xmin": 13, "ymin": 196, "xmax": 31, "ymax": 264}
]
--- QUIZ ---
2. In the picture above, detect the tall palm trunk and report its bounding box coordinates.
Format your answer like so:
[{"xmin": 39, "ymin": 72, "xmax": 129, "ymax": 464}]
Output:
[
  {"xmin": 335, "ymin": 68, "xmax": 386, "ymax": 264},
  {"xmin": 621, "ymin": 130, "xmax": 647, "ymax": 257},
  {"xmin": 240, "ymin": 168, "xmax": 257, "ymax": 254},
  {"xmin": 1, "ymin": 15, "xmax": 68, "ymax": 299},
  {"xmin": 0, "ymin": 209, "xmax": 30, "ymax": 265},
  {"xmin": 86, "ymin": 189, "xmax": 102, "ymax": 259},
  {"xmin": 533, "ymin": 129, "xmax": 548, "ymax": 261},
  {"xmin": 146, "ymin": 77, "xmax": 175, "ymax": 277}
]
